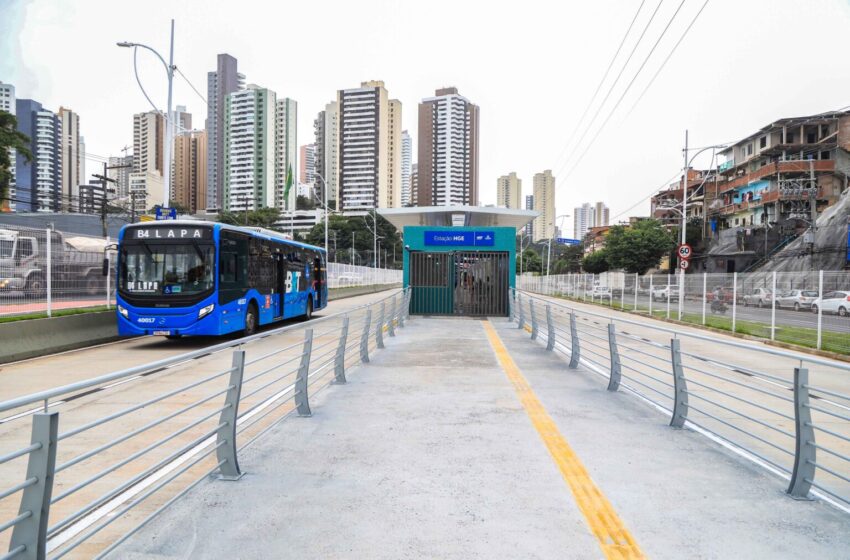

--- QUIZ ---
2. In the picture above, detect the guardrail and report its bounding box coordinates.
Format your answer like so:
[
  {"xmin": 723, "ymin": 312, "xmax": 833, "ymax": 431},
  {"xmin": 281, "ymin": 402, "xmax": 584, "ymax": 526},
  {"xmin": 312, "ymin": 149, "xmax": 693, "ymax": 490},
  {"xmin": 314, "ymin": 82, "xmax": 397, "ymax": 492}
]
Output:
[
  {"xmin": 511, "ymin": 289, "xmax": 850, "ymax": 511},
  {"xmin": 0, "ymin": 288, "xmax": 411, "ymax": 559}
]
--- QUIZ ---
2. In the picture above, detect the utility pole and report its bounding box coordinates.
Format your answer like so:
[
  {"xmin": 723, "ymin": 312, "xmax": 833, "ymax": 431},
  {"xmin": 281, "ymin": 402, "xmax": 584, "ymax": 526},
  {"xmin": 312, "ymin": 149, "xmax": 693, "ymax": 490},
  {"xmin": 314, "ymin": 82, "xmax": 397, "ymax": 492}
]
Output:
[
  {"xmin": 678, "ymin": 130, "xmax": 689, "ymax": 319},
  {"xmin": 93, "ymin": 160, "xmax": 130, "ymax": 238},
  {"xmin": 809, "ymin": 158, "xmax": 817, "ymax": 271}
]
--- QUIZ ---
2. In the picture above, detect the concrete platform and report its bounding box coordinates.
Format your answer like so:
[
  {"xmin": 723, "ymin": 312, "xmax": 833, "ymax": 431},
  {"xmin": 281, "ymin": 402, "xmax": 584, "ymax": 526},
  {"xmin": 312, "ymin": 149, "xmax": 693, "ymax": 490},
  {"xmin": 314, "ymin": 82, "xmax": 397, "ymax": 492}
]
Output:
[{"xmin": 109, "ymin": 316, "xmax": 850, "ymax": 559}]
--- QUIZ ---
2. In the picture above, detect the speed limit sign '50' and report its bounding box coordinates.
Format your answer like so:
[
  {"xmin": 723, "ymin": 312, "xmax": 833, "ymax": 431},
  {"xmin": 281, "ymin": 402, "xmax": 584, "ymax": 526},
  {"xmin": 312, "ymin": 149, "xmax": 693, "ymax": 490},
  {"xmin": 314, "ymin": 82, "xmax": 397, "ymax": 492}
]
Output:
[{"xmin": 677, "ymin": 243, "xmax": 692, "ymax": 260}]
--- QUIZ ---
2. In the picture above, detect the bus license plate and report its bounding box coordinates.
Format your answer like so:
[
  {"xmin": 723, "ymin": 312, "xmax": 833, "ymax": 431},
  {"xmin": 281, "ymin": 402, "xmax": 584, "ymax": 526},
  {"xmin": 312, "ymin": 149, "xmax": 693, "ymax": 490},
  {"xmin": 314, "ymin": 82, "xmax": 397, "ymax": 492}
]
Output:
[{"xmin": 153, "ymin": 330, "xmax": 171, "ymax": 336}]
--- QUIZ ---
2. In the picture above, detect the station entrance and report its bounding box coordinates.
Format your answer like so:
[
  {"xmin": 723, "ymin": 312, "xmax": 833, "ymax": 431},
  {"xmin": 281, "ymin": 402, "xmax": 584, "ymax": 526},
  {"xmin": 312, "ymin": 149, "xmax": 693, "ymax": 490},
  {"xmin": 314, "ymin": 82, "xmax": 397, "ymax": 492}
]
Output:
[{"xmin": 409, "ymin": 251, "xmax": 510, "ymax": 316}]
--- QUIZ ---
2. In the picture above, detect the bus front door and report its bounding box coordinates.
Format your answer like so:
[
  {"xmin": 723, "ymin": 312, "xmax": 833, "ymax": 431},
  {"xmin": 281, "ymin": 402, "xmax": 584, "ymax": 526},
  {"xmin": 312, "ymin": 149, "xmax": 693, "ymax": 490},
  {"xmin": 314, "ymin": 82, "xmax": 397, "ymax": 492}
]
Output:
[{"xmin": 275, "ymin": 254, "xmax": 286, "ymax": 319}]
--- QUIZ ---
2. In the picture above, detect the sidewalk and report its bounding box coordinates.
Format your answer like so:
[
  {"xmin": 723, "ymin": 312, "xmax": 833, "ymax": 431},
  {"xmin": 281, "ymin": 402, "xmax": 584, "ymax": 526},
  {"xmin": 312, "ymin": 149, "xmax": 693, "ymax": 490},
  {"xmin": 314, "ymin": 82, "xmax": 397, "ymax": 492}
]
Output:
[{"xmin": 110, "ymin": 316, "xmax": 850, "ymax": 559}]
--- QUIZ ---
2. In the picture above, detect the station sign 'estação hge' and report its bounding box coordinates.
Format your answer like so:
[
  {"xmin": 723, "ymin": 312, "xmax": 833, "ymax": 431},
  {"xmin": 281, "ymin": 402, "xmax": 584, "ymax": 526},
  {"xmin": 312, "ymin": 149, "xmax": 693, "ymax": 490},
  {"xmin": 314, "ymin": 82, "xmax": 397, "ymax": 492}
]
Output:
[{"xmin": 424, "ymin": 230, "xmax": 495, "ymax": 247}]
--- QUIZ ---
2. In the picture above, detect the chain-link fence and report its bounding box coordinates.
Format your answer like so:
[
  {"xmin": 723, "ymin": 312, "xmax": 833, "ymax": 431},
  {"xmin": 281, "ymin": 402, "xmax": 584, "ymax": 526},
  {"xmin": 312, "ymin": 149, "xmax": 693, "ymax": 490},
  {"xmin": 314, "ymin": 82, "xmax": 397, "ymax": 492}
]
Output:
[
  {"xmin": 326, "ymin": 263, "xmax": 402, "ymax": 289},
  {"xmin": 519, "ymin": 270, "xmax": 850, "ymax": 355},
  {"xmin": 0, "ymin": 226, "xmax": 115, "ymax": 318}
]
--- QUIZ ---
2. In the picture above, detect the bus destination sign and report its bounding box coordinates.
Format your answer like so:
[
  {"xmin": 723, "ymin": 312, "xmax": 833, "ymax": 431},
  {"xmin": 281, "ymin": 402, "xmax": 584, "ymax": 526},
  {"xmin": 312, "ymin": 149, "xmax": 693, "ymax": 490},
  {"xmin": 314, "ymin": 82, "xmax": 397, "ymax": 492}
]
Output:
[{"xmin": 131, "ymin": 227, "xmax": 212, "ymax": 240}]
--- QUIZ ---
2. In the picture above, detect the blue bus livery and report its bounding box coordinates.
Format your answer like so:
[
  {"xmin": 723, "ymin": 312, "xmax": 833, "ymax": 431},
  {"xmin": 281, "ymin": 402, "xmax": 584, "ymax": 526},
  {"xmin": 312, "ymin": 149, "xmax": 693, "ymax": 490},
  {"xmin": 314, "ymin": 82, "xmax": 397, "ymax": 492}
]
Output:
[{"xmin": 115, "ymin": 221, "xmax": 327, "ymax": 338}]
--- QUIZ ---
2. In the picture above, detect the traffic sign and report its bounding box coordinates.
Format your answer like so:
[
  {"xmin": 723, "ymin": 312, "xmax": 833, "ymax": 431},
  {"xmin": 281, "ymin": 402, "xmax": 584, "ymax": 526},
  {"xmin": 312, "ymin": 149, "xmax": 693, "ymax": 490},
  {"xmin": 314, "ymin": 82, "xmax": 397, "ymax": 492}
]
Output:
[
  {"xmin": 556, "ymin": 238, "xmax": 581, "ymax": 245},
  {"xmin": 679, "ymin": 258, "xmax": 690, "ymax": 270},
  {"xmin": 677, "ymin": 243, "xmax": 692, "ymax": 259},
  {"xmin": 155, "ymin": 206, "xmax": 178, "ymax": 221}
]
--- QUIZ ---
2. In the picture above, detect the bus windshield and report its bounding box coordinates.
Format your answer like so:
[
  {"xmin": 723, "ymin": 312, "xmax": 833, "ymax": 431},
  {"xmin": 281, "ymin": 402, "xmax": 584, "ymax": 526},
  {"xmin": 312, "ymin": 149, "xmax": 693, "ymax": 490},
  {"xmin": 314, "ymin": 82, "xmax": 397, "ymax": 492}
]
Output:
[{"xmin": 120, "ymin": 242, "xmax": 214, "ymax": 297}]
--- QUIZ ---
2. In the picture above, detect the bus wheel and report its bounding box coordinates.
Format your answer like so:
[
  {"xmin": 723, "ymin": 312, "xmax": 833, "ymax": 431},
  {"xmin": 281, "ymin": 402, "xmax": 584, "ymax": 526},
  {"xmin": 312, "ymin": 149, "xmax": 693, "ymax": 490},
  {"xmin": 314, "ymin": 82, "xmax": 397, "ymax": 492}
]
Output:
[{"xmin": 244, "ymin": 303, "xmax": 258, "ymax": 336}]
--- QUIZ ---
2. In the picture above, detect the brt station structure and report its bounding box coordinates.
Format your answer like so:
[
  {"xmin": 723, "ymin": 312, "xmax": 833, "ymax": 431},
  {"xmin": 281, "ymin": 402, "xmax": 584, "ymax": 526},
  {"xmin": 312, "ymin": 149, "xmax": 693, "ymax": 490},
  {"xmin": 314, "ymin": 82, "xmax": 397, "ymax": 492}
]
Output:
[{"xmin": 2, "ymin": 207, "xmax": 850, "ymax": 558}]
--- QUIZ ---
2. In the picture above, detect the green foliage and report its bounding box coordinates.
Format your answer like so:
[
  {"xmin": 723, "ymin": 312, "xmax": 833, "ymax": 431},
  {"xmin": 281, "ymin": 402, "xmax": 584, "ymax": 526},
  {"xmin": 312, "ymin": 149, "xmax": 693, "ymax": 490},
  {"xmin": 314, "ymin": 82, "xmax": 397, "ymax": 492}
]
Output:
[
  {"xmin": 552, "ymin": 244, "xmax": 583, "ymax": 274},
  {"xmin": 304, "ymin": 213, "xmax": 403, "ymax": 268},
  {"xmin": 296, "ymin": 195, "xmax": 315, "ymax": 210},
  {"xmin": 218, "ymin": 206, "xmax": 282, "ymax": 229},
  {"xmin": 581, "ymin": 249, "xmax": 610, "ymax": 273},
  {"xmin": 518, "ymin": 248, "xmax": 542, "ymax": 273},
  {"xmin": 605, "ymin": 219, "xmax": 674, "ymax": 274},
  {"xmin": 0, "ymin": 110, "xmax": 33, "ymax": 211}
]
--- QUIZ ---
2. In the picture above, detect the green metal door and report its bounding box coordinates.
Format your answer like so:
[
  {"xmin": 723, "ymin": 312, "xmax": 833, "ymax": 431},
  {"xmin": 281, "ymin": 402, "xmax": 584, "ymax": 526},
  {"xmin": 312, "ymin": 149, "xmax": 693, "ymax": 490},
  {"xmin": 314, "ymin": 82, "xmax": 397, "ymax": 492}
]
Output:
[{"xmin": 409, "ymin": 252, "xmax": 454, "ymax": 314}]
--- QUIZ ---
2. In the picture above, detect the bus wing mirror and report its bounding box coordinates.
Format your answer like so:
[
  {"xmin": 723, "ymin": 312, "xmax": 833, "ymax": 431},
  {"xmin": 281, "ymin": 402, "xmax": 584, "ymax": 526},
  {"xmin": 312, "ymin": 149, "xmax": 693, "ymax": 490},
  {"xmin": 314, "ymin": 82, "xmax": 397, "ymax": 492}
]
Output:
[{"xmin": 102, "ymin": 258, "xmax": 109, "ymax": 276}]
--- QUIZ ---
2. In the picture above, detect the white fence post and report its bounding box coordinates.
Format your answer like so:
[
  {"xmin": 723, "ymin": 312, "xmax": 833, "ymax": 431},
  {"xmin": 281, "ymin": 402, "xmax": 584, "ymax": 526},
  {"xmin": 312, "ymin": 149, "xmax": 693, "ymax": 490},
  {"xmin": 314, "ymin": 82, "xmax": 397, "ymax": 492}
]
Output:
[
  {"xmin": 817, "ymin": 270, "xmax": 823, "ymax": 350},
  {"xmin": 633, "ymin": 273, "xmax": 638, "ymax": 311},
  {"xmin": 666, "ymin": 274, "xmax": 671, "ymax": 319},
  {"xmin": 45, "ymin": 228, "xmax": 52, "ymax": 318},
  {"xmin": 649, "ymin": 274, "xmax": 654, "ymax": 316},
  {"xmin": 770, "ymin": 270, "xmax": 777, "ymax": 341},
  {"xmin": 732, "ymin": 271, "xmax": 738, "ymax": 333},
  {"xmin": 105, "ymin": 236, "xmax": 111, "ymax": 310},
  {"xmin": 701, "ymin": 272, "xmax": 707, "ymax": 325}
]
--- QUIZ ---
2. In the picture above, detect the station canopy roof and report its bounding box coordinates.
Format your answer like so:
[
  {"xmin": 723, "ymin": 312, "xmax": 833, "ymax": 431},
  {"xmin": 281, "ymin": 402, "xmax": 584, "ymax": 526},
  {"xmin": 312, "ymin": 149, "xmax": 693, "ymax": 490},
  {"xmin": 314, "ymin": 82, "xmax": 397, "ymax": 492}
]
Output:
[{"xmin": 378, "ymin": 206, "xmax": 538, "ymax": 231}]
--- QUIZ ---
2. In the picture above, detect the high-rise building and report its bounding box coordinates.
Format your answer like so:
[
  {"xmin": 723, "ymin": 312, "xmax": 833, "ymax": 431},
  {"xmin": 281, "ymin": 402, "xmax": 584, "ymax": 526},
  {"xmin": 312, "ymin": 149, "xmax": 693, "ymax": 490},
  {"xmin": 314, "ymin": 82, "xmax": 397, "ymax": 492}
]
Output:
[
  {"xmin": 337, "ymin": 80, "xmax": 402, "ymax": 213},
  {"xmin": 58, "ymin": 107, "xmax": 81, "ymax": 211},
  {"xmin": 174, "ymin": 105, "xmax": 192, "ymax": 133},
  {"xmin": 224, "ymin": 84, "xmax": 276, "ymax": 211},
  {"xmin": 1, "ymin": 81, "xmax": 16, "ymax": 210},
  {"xmin": 206, "ymin": 53, "xmax": 244, "ymax": 210},
  {"xmin": 574, "ymin": 202, "xmax": 595, "ymax": 241},
  {"xmin": 274, "ymin": 98, "xmax": 298, "ymax": 211},
  {"xmin": 128, "ymin": 171, "xmax": 164, "ymax": 216},
  {"xmin": 107, "ymin": 155, "xmax": 133, "ymax": 199},
  {"xmin": 401, "ymin": 130, "xmax": 412, "ymax": 206},
  {"xmin": 300, "ymin": 144, "xmax": 316, "ymax": 185},
  {"xmin": 313, "ymin": 101, "xmax": 339, "ymax": 210},
  {"xmin": 524, "ymin": 195, "xmax": 534, "ymax": 239},
  {"xmin": 79, "ymin": 136, "xmax": 86, "ymax": 185},
  {"xmin": 416, "ymin": 87, "xmax": 479, "ymax": 206},
  {"xmin": 496, "ymin": 172, "xmax": 522, "ymax": 209},
  {"xmin": 410, "ymin": 163, "xmax": 419, "ymax": 207},
  {"xmin": 15, "ymin": 99, "xmax": 61, "ymax": 212},
  {"xmin": 173, "ymin": 130, "xmax": 207, "ymax": 213},
  {"xmin": 133, "ymin": 111, "xmax": 165, "ymax": 177},
  {"xmin": 594, "ymin": 201, "xmax": 610, "ymax": 227},
  {"xmin": 532, "ymin": 170, "xmax": 555, "ymax": 241},
  {"xmin": 79, "ymin": 179, "xmax": 107, "ymax": 214}
]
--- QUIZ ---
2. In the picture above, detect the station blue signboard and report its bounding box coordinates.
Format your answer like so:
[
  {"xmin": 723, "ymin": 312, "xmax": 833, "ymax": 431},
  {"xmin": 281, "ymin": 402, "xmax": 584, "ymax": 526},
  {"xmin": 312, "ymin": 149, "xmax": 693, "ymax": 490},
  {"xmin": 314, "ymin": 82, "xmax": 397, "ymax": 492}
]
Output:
[
  {"xmin": 556, "ymin": 237, "xmax": 581, "ymax": 245},
  {"xmin": 155, "ymin": 206, "xmax": 178, "ymax": 221},
  {"xmin": 424, "ymin": 230, "xmax": 495, "ymax": 247}
]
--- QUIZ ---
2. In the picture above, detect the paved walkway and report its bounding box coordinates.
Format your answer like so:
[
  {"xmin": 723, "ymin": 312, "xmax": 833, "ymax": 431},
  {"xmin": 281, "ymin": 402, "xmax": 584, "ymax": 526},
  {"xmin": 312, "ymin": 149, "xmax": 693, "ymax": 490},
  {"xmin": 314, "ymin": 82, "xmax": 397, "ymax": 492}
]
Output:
[{"xmin": 111, "ymin": 316, "xmax": 850, "ymax": 559}]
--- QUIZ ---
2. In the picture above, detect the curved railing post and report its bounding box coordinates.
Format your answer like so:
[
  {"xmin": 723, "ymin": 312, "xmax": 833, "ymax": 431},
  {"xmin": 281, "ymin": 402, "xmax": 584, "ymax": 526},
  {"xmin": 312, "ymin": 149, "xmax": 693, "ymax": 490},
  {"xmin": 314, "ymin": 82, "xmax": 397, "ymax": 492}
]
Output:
[
  {"xmin": 606, "ymin": 323, "xmax": 621, "ymax": 391},
  {"xmin": 216, "ymin": 350, "xmax": 245, "ymax": 480},
  {"xmin": 398, "ymin": 292, "xmax": 406, "ymax": 328},
  {"xmin": 10, "ymin": 412, "xmax": 58, "ymax": 560},
  {"xmin": 294, "ymin": 329, "xmax": 314, "ymax": 417},
  {"xmin": 530, "ymin": 299, "xmax": 538, "ymax": 340},
  {"xmin": 517, "ymin": 292, "xmax": 525, "ymax": 329},
  {"xmin": 360, "ymin": 310, "xmax": 372, "ymax": 363},
  {"xmin": 670, "ymin": 338, "xmax": 689, "ymax": 428},
  {"xmin": 376, "ymin": 303, "xmax": 385, "ymax": 349},
  {"xmin": 546, "ymin": 305, "xmax": 555, "ymax": 351},
  {"xmin": 568, "ymin": 312, "xmax": 580, "ymax": 368},
  {"xmin": 787, "ymin": 367, "xmax": 816, "ymax": 499},
  {"xmin": 388, "ymin": 295, "xmax": 396, "ymax": 337},
  {"xmin": 333, "ymin": 316, "xmax": 350, "ymax": 384}
]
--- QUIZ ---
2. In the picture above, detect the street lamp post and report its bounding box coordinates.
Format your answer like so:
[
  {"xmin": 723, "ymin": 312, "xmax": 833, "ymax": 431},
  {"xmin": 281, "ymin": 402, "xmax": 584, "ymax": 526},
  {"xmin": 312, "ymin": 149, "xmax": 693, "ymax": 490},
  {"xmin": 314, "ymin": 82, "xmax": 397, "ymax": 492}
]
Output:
[
  {"xmin": 117, "ymin": 19, "xmax": 175, "ymax": 208},
  {"xmin": 364, "ymin": 210, "xmax": 379, "ymax": 268}
]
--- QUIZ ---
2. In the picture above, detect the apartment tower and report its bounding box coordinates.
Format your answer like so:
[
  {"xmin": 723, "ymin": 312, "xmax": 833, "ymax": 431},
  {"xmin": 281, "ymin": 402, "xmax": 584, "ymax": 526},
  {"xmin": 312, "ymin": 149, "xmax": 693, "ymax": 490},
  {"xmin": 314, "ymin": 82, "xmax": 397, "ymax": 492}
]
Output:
[
  {"xmin": 574, "ymin": 202, "xmax": 595, "ymax": 240},
  {"xmin": 274, "ymin": 97, "xmax": 298, "ymax": 211},
  {"xmin": 496, "ymin": 172, "xmax": 522, "ymax": 209},
  {"xmin": 224, "ymin": 84, "xmax": 276, "ymax": 211},
  {"xmin": 133, "ymin": 111, "xmax": 165, "ymax": 176},
  {"xmin": 337, "ymin": 80, "xmax": 401, "ymax": 213},
  {"xmin": 417, "ymin": 87, "xmax": 479, "ymax": 206},
  {"xmin": 1, "ymin": 82, "xmax": 16, "ymax": 210},
  {"xmin": 300, "ymin": 144, "xmax": 316, "ymax": 185},
  {"xmin": 206, "ymin": 53, "xmax": 244, "ymax": 210},
  {"xmin": 532, "ymin": 170, "xmax": 555, "ymax": 241},
  {"xmin": 314, "ymin": 101, "xmax": 339, "ymax": 210},
  {"xmin": 173, "ymin": 130, "xmax": 207, "ymax": 213},
  {"xmin": 58, "ymin": 107, "xmax": 81, "ymax": 211},
  {"xmin": 15, "ymin": 99, "xmax": 61, "ymax": 212},
  {"xmin": 401, "ymin": 130, "xmax": 412, "ymax": 206}
]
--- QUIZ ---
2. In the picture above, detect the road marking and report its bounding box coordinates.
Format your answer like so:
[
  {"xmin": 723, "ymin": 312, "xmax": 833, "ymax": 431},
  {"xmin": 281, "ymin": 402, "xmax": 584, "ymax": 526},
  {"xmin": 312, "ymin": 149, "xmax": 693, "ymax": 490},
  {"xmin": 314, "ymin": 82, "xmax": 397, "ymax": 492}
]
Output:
[{"xmin": 482, "ymin": 320, "xmax": 645, "ymax": 560}]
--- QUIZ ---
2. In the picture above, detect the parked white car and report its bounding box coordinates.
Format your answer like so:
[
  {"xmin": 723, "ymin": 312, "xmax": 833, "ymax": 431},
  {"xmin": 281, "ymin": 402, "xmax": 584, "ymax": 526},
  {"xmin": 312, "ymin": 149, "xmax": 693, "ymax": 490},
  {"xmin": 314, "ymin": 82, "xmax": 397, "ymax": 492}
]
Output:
[
  {"xmin": 591, "ymin": 286, "xmax": 612, "ymax": 300},
  {"xmin": 742, "ymin": 288, "xmax": 775, "ymax": 308},
  {"xmin": 811, "ymin": 291, "xmax": 850, "ymax": 317},
  {"xmin": 651, "ymin": 285, "xmax": 680, "ymax": 302},
  {"xmin": 775, "ymin": 289, "xmax": 818, "ymax": 311}
]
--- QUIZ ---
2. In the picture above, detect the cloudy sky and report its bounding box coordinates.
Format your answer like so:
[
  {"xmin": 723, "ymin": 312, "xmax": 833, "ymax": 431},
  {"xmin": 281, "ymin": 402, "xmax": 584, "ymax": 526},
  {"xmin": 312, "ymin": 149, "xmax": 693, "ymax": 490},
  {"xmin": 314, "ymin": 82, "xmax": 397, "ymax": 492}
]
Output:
[{"xmin": 3, "ymin": 0, "xmax": 850, "ymax": 233}]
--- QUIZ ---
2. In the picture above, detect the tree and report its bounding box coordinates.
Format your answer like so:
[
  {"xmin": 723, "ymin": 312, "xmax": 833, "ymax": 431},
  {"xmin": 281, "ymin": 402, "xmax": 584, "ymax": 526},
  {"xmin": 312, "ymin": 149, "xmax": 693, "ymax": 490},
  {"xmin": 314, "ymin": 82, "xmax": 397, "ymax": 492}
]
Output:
[
  {"xmin": 218, "ymin": 206, "xmax": 282, "ymax": 229},
  {"xmin": 582, "ymin": 249, "xmax": 610, "ymax": 273},
  {"xmin": 605, "ymin": 219, "xmax": 674, "ymax": 274},
  {"xmin": 518, "ymin": 248, "xmax": 542, "ymax": 273},
  {"xmin": 0, "ymin": 110, "xmax": 33, "ymax": 212},
  {"xmin": 552, "ymin": 244, "xmax": 583, "ymax": 274},
  {"xmin": 296, "ymin": 195, "xmax": 315, "ymax": 210},
  {"xmin": 304, "ymin": 213, "xmax": 403, "ymax": 268}
]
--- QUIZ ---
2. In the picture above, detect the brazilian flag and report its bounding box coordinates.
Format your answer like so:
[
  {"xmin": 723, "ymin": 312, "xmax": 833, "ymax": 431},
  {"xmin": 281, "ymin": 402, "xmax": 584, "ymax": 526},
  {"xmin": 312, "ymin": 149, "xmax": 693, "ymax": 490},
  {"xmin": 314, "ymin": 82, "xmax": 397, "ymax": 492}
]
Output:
[{"xmin": 284, "ymin": 163, "xmax": 294, "ymax": 209}]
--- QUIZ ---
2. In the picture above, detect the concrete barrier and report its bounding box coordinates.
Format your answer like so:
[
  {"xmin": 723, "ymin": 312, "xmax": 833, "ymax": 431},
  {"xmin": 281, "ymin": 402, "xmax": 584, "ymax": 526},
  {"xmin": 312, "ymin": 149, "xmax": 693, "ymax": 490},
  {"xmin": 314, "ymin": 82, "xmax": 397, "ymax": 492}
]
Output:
[
  {"xmin": 0, "ymin": 311, "xmax": 119, "ymax": 364},
  {"xmin": 0, "ymin": 285, "xmax": 402, "ymax": 363}
]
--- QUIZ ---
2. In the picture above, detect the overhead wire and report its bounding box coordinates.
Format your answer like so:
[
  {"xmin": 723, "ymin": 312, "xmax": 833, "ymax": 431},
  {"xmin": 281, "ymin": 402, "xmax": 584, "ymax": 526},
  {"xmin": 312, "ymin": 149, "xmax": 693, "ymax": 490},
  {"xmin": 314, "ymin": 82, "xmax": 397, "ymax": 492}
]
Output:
[{"xmin": 551, "ymin": 0, "xmax": 647, "ymax": 172}]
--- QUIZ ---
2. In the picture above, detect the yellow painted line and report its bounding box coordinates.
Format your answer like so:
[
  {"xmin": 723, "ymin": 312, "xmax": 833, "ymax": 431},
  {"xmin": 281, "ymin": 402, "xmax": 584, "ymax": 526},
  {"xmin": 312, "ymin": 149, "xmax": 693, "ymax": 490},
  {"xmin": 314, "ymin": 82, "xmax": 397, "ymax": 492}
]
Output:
[{"xmin": 482, "ymin": 320, "xmax": 645, "ymax": 560}]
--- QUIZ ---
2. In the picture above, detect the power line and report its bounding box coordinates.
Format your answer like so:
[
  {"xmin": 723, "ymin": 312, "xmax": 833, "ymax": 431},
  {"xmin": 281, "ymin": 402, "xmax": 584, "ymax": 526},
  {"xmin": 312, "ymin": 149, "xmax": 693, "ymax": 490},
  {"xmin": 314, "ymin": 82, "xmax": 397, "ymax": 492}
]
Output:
[
  {"xmin": 175, "ymin": 67, "xmax": 208, "ymax": 106},
  {"xmin": 624, "ymin": 0, "xmax": 711, "ymax": 119},
  {"xmin": 557, "ymin": 0, "xmax": 667, "ymax": 174},
  {"xmin": 559, "ymin": 0, "xmax": 691, "ymax": 183},
  {"xmin": 551, "ymin": 0, "xmax": 647, "ymax": 172}
]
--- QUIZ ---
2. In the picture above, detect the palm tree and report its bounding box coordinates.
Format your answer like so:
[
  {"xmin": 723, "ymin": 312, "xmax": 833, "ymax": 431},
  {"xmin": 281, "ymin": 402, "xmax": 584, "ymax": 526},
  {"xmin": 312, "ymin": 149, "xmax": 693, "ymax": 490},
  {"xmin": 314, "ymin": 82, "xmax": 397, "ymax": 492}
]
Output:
[{"xmin": 0, "ymin": 110, "xmax": 33, "ymax": 212}]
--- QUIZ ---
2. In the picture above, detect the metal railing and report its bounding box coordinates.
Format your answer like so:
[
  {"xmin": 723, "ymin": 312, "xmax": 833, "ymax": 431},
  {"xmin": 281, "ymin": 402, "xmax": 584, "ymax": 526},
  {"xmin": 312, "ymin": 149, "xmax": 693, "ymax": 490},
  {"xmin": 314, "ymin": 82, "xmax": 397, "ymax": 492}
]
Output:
[
  {"xmin": 511, "ymin": 289, "xmax": 850, "ymax": 511},
  {"xmin": 0, "ymin": 288, "xmax": 412, "ymax": 559},
  {"xmin": 519, "ymin": 271, "xmax": 850, "ymax": 355},
  {"xmin": 326, "ymin": 263, "xmax": 402, "ymax": 289}
]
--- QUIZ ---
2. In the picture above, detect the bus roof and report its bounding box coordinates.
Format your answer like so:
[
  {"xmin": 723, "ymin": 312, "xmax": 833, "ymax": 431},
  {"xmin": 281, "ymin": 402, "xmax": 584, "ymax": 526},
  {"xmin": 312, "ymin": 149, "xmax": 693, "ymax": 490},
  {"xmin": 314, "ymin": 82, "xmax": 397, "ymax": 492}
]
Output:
[{"xmin": 120, "ymin": 220, "xmax": 326, "ymax": 253}]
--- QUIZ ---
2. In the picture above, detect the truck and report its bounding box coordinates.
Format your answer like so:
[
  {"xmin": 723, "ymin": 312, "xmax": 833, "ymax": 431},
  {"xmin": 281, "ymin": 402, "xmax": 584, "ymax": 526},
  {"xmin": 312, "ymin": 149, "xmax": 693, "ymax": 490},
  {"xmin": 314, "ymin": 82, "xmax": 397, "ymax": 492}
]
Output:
[{"xmin": 0, "ymin": 227, "xmax": 108, "ymax": 296}]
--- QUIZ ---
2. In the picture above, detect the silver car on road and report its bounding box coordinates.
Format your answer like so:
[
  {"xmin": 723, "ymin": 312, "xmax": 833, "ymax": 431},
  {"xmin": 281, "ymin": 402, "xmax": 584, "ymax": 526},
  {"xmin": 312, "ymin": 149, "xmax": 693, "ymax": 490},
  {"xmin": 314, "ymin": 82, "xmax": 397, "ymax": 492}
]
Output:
[{"xmin": 775, "ymin": 289, "xmax": 818, "ymax": 311}]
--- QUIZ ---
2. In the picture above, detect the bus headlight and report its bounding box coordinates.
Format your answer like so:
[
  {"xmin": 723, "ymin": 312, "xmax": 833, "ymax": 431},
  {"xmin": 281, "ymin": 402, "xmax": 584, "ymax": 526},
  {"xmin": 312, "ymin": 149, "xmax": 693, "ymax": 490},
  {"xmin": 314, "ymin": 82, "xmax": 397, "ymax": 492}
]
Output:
[
  {"xmin": 198, "ymin": 304, "xmax": 215, "ymax": 319},
  {"xmin": 118, "ymin": 305, "xmax": 129, "ymax": 318}
]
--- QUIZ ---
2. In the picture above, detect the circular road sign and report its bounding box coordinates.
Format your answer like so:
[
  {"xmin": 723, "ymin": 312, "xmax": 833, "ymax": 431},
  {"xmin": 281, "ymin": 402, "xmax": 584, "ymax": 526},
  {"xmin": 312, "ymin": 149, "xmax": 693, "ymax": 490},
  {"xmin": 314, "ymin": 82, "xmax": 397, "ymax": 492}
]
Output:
[
  {"xmin": 679, "ymin": 258, "xmax": 690, "ymax": 270},
  {"xmin": 677, "ymin": 243, "xmax": 693, "ymax": 259}
]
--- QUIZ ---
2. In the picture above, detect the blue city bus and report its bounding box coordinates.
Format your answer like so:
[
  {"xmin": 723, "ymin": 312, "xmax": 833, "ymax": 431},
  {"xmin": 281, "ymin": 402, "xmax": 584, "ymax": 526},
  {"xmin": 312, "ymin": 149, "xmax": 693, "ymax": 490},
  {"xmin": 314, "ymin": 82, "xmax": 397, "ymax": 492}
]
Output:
[{"xmin": 115, "ymin": 221, "xmax": 327, "ymax": 338}]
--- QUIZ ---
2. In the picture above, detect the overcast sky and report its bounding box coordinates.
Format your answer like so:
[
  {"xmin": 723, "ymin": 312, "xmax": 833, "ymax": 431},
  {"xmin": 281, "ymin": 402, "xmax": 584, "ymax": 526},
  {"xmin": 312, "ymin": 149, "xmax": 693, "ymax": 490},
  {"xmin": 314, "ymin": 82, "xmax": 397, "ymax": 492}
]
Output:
[{"xmin": 3, "ymin": 0, "xmax": 850, "ymax": 234}]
